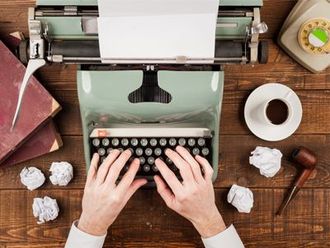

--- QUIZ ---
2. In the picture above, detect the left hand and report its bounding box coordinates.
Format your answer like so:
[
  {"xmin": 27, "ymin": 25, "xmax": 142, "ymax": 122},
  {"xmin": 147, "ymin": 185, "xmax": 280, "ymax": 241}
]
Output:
[{"xmin": 78, "ymin": 149, "xmax": 147, "ymax": 236}]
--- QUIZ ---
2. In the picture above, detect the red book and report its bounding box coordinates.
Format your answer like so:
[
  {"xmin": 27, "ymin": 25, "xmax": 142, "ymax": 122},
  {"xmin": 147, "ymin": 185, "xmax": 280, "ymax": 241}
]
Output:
[
  {"xmin": 0, "ymin": 40, "xmax": 61, "ymax": 164},
  {"xmin": 1, "ymin": 120, "xmax": 62, "ymax": 166}
]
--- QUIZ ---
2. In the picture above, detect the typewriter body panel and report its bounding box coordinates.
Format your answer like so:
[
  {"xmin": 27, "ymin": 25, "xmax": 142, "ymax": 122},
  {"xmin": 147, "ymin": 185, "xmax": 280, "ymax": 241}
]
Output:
[{"xmin": 19, "ymin": 0, "xmax": 267, "ymax": 185}]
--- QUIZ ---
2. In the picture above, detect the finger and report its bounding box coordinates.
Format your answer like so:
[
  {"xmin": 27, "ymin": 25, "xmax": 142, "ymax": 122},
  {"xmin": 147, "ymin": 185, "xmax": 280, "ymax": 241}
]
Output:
[
  {"xmin": 86, "ymin": 153, "xmax": 99, "ymax": 186},
  {"xmin": 96, "ymin": 149, "xmax": 121, "ymax": 185},
  {"xmin": 124, "ymin": 178, "xmax": 148, "ymax": 202},
  {"xmin": 165, "ymin": 149, "xmax": 194, "ymax": 183},
  {"xmin": 195, "ymin": 155, "xmax": 214, "ymax": 182},
  {"xmin": 155, "ymin": 158, "xmax": 182, "ymax": 194},
  {"xmin": 154, "ymin": 175, "xmax": 175, "ymax": 208},
  {"xmin": 106, "ymin": 149, "xmax": 133, "ymax": 185},
  {"xmin": 175, "ymin": 146, "xmax": 204, "ymax": 183},
  {"xmin": 115, "ymin": 158, "xmax": 140, "ymax": 193}
]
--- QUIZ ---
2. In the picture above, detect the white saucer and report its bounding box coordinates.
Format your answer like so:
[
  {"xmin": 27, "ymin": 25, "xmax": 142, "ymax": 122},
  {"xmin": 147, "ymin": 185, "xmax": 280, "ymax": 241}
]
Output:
[{"xmin": 244, "ymin": 83, "xmax": 302, "ymax": 141}]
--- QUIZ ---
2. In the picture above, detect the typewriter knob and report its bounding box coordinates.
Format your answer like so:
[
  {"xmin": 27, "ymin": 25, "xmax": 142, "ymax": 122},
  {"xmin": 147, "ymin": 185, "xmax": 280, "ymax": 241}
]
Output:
[
  {"xmin": 169, "ymin": 138, "xmax": 177, "ymax": 147},
  {"xmin": 112, "ymin": 138, "xmax": 119, "ymax": 146},
  {"xmin": 159, "ymin": 138, "xmax": 167, "ymax": 146},
  {"xmin": 150, "ymin": 138, "xmax": 158, "ymax": 147},
  {"xmin": 131, "ymin": 138, "xmax": 139, "ymax": 146},
  {"xmin": 141, "ymin": 138, "xmax": 148, "ymax": 147},
  {"xmin": 102, "ymin": 138, "xmax": 110, "ymax": 146},
  {"xmin": 92, "ymin": 138, "xmax": 100, "ymax": 147},
  {"xmin": 178, "ymin": 138, "xmax": 186, "ymax": 146}
]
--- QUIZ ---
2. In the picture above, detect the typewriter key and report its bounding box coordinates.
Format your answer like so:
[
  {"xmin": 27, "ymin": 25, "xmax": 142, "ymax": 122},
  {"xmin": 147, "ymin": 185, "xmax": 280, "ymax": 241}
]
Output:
[
  {"xmin": 145, "ymin": 148, "xmax": 153, "ymax": 156},
  {"xmin": 169, "ymin": 138, "xmax": 177, "ymax": 147},
  {"xmin": 136, "ymin": 148, "xmax": 143, "ymax": 156},
  {"xmin": 150, "ymin": 138, "xmax": 157, "ymax": 147},
  {"xmin": 178, "ymin": 138, "xmax": 186, "ymax": 146},
  {"xmin": 188, "ymin": 138, "xmax": 196, "ymax": 147},
  {"xmin": 121, "ymin": 138, "xmax": 129, "ymax": 146},
  {"xmin": 131, "ymin": 138, "xmax": 138, "ymax": 146},
  {"xmin": 112, "ymin": 138, "xmax": 119, "ymax": 146},
  {"xmin": 197, "ymin": 138, "xmax": 206, "ymax": 146},
  {"xmin": 166, "ymin": 158, "xmax": 173, "ymax": 165},
  {"xmin": 139, "ymin": 157, "xmax": 146, "ymax": 165},
  {"xmin": 118, "ymin": 148, "xmax": 124, "ymax": 153},
  {"xmin": 143, "ymin": 164, "xmax": 151, "ymax": 172},
  {"xmin": 202, "ymin": 148, "xmax": 209, "ymax": 156},
  {"xmin": 154, "ymin": 148, "xmax": 162, "ymax": 156},
  {"xmin": 148, "ymin": 157, "xmax": 155, "ymax": 165},
  {"xmin": 152, "ymin": 165, "xmax": 159, "ymax": 172},
  {"xmin": 107, "ymin": 148, "xmax": 113, "ymax": 154},
  {"xmin": 98, "ymin": 148, "xmax": 106, "ymax": 156},
  {"xmin": 100, "ymin": 156, "xmax": 106, "ymax": 164},
  {"xmin": 141, "ymin": 138, "xmax": 148, "ymax": 147},
  {"xmin": 159, "ymin": 138, "xmax": 167, "ymax": 146},
  {"xmin": 102, "ymin": 138, "xmax": 110, "ymax": 146},
  {"xmin": 192, "ymin": 148, "xmax": 200, "ymax": 156},
  {"xmin": 92, "ymin": 138, "xmax": 100, "ymax": 147}
]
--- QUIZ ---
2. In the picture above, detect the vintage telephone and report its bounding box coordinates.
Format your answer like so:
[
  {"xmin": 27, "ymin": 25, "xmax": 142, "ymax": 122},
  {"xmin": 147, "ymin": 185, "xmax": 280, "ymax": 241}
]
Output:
[{"xmin": 278, "ymin": 0, "xmax": 330, "ymax": 73}]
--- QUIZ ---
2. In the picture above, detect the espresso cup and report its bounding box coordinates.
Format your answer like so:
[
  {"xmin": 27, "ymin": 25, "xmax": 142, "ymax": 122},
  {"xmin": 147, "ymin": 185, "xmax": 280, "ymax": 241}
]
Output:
[{"xmin": 254, "ymin": 94, "xmax": 293, "ymax": 126}]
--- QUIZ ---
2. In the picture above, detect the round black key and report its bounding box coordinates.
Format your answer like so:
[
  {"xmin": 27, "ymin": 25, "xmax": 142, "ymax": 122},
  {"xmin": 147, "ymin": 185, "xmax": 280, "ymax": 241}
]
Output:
[
  {"xmin": 202, "ymin": 148, "xmax": 210, "ymax": 156},
  {"xmin": 154, "ymin": 148, "xmax": 162, "ymax": 156},
  {"xmin": 145, "ymin": 148, "xmax": 153, "ymax": 156},
  {"xmin": 118, "ymin": 148, "xmax": 124, "ymax": 153},
  {"xmin": 100, "ymin": 156, "xmax": 106, "ymax": 164},
  {"xmin": 143, "ymin": 164, "xmax": 151, "ymax": 172},
  {"xmin": 192, "ymin": 148, "xmax": 200, "ymax": 156},
  {"xmin": 148, "ymin": 157, "xmax": 155, "ymax": 165},
  {"xmin": 141, "ymin": 138, "xmax": 148, "ymax": 147},
  {"xmin": 197, "ymin": 138, "xmax": 206, "ymax": 146},
  {"xmin": 98, "ymin": 148, "xmax": 106, "ymax": 156},
  {"xmin": 159, "ymin": 138, "xmax": 167, "ymax": 146},
  {"xmin": 136, "ymin": 148, "xmax": 143, "ymax": 156},
  {"xmin": 188, "ymin": 138, "xmax": 196, "ymax": 147},
  {"xmin": 92, "ymin": 138, "xmax": 100, "ymax": 147},
  {"xmin": 112, "ymin": 138, "xmax": 119, "ymax": 146},
  {"xmin": 107, "ymin": 148, "xmax": 113, "ymax": 154},
  {"xmin": 121, "ymin": 138, "xmax": 129, "ymax": 146},
  {"xmin": 166, "ymin": 158, "xmax": 173, "ymax": 165},
  {"xmin": 169, "ymin": 138, "xmax": 177, "ymax": 147},
  {"xmin": 139, "ymin": 157, "xmax": 146, "ymax": 165},
  {"xmin": 131, "ymin": 138, "xmax": 138, "ymax": 146},
  {"xmin": 150, "ymin": 138, "xmax": 157, "ymax": 147},
  {"xmin": 178, "ymin": 138, "xmax": 186, "ymax": 146},
  {"xmin": 152, "ymin": 165, "xmax": 159, "ymax": 172},
  {"xmin": 102, "ymin": 138, "xmax": 110, "ymax": 146}
]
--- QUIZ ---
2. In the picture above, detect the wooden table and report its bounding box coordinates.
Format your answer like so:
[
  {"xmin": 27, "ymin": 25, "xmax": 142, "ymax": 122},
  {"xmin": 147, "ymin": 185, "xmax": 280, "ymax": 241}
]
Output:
[{"xmin": 1, "ymin": 0, "xmax": 330, "ymax": 247}]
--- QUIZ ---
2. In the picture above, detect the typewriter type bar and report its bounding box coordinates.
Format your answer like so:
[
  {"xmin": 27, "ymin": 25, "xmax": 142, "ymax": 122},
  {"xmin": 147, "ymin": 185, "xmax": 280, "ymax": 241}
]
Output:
[{"xmin": 89, "ymin": 128, "xmax": 213, "ymax": 186}]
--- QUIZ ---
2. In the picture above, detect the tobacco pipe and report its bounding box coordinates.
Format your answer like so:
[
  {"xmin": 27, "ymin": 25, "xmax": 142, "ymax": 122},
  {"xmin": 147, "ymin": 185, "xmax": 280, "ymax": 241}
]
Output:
[{"xmin": 276, "ymin": 146, "xmax": 317, "ymax": 215}]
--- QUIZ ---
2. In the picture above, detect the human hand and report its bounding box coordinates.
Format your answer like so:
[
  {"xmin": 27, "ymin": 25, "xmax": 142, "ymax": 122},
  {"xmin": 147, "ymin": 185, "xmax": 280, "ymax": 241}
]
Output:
[
  {"xmin": 78, "ymin": 149, "xmax": 147, "ymax": 236},
  {"xmin": 154, "ymin": 146, "xmax": 226, "ymax": 238}
]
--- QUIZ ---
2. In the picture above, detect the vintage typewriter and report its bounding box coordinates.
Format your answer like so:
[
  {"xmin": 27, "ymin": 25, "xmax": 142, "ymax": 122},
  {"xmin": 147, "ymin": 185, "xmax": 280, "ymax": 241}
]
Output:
[{"xmin": 16, "ymin": 0, "xmax": 268, "ymax": 185}]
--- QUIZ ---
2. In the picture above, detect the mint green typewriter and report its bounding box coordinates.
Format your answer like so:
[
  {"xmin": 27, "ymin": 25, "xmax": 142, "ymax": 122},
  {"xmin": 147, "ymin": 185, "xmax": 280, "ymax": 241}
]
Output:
[{"xmin": 17, "ymin": 0, "xmax": 268, "ymax": 186}]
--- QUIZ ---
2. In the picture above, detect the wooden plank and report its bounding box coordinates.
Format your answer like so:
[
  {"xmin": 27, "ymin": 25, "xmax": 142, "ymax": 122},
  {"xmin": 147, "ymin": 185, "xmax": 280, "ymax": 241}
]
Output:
[
  {"xmin": 0, "ymin": 189, "xmax": 329, "ymax": 245},
  {"xmin": 0, "ymin": 134, "xmax": 329, "ymax": 190}
]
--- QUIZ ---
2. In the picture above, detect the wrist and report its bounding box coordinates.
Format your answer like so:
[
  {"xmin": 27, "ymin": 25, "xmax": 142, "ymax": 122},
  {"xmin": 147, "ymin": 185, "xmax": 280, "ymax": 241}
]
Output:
[
  {"xmin": 78, "ymin": 214, "xmax": 109, "ymax": 236},
  {"xmin": 192, "ymin": 209, "xmax": 226, "ymax": 238}
]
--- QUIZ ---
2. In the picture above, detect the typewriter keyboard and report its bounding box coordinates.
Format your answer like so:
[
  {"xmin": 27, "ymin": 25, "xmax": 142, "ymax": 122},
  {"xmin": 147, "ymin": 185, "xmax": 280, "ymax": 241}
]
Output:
[{"xmin": 89, "ymin": 128, "xmax": 213, "ymax": 183}]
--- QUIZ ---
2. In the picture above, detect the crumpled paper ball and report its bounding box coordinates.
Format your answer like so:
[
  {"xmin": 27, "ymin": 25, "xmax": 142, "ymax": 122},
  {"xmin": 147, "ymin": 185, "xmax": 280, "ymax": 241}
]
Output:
[
  {"xmin": 32, "ymin": 196, "xmax": 59, "ymax": 224},
  {"xmin": 49, "ymin": 161, "xmax": 73, "ymax": 186},
  {"xmin": 249, "ymin": 146, "xmax": 282, "ymax": 178},
  {"xmin": 20, "ymin": 167, "xmax": 45, "ymax": 191},
  {"xmin": 227, "ymin": 184, "xmax": 254, "ymax": 213}
]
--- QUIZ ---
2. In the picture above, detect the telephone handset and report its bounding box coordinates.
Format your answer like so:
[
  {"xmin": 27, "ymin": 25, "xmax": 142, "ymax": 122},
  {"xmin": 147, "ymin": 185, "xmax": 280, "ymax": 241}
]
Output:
[{"xmin": 278, "ymin": 0, "xmax": 330, "ymax": 73}]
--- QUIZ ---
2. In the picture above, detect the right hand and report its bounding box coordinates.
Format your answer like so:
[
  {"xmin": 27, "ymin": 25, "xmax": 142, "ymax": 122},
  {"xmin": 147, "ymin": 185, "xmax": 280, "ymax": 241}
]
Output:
[{"xmin": 154, "ymin": 146, "xmax": 226, "ymax": 238}]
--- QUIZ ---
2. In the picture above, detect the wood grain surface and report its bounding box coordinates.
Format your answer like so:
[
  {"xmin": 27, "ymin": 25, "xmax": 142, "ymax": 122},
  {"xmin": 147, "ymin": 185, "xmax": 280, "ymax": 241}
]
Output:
[{"xmin": 1, "ymin": 0, "xmax": 330, "ymax": 247}]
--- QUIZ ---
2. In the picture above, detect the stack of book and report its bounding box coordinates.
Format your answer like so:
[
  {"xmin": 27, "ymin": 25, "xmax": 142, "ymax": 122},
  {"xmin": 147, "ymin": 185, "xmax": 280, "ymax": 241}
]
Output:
[{"xmin": 0, "ymin": 33, "xmax": 63, "ymax": 167}]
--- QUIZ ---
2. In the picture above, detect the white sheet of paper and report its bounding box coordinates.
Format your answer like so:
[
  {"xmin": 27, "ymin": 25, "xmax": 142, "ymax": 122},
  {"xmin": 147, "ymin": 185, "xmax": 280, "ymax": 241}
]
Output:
[{"xmin": 97, "ymin": 0, "xmax": 218, "ymax": 64}]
